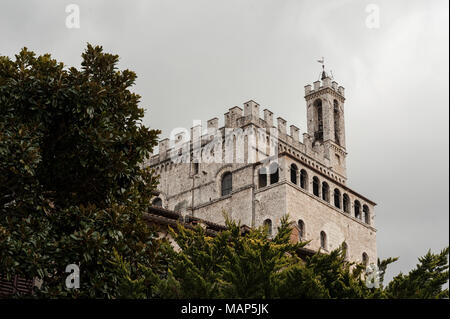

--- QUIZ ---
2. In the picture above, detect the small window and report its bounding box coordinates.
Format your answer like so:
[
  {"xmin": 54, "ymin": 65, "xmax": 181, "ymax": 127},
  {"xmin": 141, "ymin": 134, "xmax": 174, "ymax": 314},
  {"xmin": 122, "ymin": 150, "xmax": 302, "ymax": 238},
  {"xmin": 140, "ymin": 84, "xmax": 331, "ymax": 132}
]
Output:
[
  {"xmin": 313, "ymin": 177, "xmax": 320, "ymax": 197},
  {"xmin": 152, "ymin": 197, "xmax": 162, "ymax": 207},
  {"xmin": 264, "ymin": 219, "xmax": 272, "ymax": 237},
  {"xmin": 221, "ymin": 172, "xmax": 232, "ymax": 196},
  {"xmin": 334, "ymin": 100, "xmax": 341, "ymax": 145},
  {"xmin": 354, "ymin": 200, "xmax": 361, "ymax": 219},
  {"xmin": 298, "ymin": 220, "xmax": 305, "ymax": 240},
  {"xmin": 314, "ymin": 99, "xmax": 324, "ymax": 142},
  {"xmin": 258, "ymin": 167, "xmax": 267, "ymax": 188},
  {"xmin": 322, "ymin": 182, "xmax": 330, "ymax": 202},
  {"xmin": 290, "ymin": 164, "xmax": 298, "ymax": 184},
  {"xmin": 300, "ymin": 169, "xmax": 308, "ymax": 189},
  {"xmin": 363, "ymin": 205, "xmax": 370, "ymax": 224},
  {"xmin": 362, "ymin": 252, "xmax": 369, "ymax": 266},
  {"xmin": 334, "ymin": 189, "xmax": 341, "ymax": 209},
  {"xmin": 269, "ymin": 162, "xmax": 279, "ymax": 184},
  {"xmin": 343, "ymin": 194, "xmax": 350, "ymax": 213},
  {"xmin": 320, "ymin": 231, "xmax": 327, "ymax": 250}
]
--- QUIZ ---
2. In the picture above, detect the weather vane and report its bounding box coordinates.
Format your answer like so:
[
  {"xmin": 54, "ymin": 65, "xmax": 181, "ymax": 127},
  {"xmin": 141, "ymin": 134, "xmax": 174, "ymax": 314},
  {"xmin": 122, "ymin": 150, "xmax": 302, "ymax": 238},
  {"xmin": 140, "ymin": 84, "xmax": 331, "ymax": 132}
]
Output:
[
  {"xmin": 317, "ymin": 57, "xmax": 333, "ymax": 80},
  {"xmin": 317, "ymin": 57, "xmax": 325, "ymax": 70}
]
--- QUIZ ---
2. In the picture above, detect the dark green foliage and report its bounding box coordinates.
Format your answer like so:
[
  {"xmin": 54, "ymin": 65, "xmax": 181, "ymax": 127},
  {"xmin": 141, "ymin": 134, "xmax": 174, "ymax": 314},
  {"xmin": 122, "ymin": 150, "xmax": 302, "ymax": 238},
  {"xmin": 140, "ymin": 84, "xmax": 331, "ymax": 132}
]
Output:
[
  {"xmin": 150, "ymin": 215, "xmax": 448, "ymax": 299},
  {"xmin": 385, "ymin": 247, "xmax": 449, "ymax": 299},
  {"xmin": 151, "ymin": 216, "xmax": 371, "ymax": 298},
  {"xmin": 0, "ymin": 45, "xmax": 163, "ymax": 297},
  {"xmin": 151, "ymin": 216, "xmax": 305, "ymax": 298}
]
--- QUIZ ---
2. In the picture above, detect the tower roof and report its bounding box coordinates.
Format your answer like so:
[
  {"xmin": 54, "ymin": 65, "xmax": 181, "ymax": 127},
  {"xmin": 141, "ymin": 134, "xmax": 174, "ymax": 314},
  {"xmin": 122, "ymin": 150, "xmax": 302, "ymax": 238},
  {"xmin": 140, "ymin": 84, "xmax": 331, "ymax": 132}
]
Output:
[
  {"xmin": 318, "ymin": 57, "xmax": 331, "ymax": 80},
  {"xmin": 321, "ymin": 67, "xmax": 328, "ymax": 80}
]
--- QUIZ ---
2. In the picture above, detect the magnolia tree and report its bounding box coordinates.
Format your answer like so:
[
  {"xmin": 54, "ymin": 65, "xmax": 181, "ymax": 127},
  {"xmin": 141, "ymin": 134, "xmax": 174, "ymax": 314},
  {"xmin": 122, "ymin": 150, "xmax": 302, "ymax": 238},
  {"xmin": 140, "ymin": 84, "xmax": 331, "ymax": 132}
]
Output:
[{"xmin": 0, "ymin": 45, "xmax": 163, "ymax": 297}]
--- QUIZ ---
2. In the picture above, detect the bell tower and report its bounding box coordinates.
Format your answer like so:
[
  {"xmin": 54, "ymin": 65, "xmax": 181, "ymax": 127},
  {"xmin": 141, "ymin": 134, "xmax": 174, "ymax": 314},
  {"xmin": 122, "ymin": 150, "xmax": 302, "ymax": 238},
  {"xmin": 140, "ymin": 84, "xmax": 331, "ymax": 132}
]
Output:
[{"xmin": 304, "ymin": 61, "xmax": 347, "ymax": 178}]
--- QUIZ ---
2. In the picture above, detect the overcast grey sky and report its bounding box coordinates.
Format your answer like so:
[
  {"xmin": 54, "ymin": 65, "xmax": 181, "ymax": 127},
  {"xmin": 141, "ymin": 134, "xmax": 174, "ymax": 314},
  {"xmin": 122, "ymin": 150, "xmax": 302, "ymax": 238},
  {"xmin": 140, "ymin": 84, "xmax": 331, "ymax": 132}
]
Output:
[{"xmin": 1, "ymin": 0, "xmax": 448, "ymax": 284}]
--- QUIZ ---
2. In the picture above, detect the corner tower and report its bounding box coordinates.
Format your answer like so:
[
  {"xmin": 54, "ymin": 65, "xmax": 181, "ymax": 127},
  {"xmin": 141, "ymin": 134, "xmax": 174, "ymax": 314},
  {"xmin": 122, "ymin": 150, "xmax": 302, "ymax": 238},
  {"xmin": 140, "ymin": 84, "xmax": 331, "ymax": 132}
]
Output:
[{"xmin": 304, "ymin": 66, "xmax": 347, "ymax": 178}]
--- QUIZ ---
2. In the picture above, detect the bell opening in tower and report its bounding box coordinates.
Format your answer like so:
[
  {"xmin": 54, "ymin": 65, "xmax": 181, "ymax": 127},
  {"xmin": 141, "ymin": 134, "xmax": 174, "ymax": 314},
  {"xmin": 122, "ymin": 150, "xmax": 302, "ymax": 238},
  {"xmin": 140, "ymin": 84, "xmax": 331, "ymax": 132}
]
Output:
[{"xmin": 314, "ymin": 99, "xmax": 324, "ymax": 142}]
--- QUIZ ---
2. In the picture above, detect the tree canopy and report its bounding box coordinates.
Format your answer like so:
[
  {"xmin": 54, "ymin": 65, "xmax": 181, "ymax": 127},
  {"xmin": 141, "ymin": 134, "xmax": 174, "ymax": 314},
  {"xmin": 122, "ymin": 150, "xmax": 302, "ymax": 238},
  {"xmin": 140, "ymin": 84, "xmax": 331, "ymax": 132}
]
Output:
[
  {"xmin": 148, "ymin": 216, "xmax": 448, "ymax": 299},
  {"xmin": 0, "ymin": 44, "xmax": 163, "ymax": 297}
]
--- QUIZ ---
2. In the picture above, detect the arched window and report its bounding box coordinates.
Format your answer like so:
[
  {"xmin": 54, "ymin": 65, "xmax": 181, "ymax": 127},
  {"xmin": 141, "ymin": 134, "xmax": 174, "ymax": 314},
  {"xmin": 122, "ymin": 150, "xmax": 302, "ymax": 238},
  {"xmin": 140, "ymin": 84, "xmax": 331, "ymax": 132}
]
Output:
[
  {"xmin": 314, "ymin": 99, "xmax": 323, "ymax": 142},
  {"xmin": 334, "ymin": 100, "xmax": 340, "ymax": 145},
  {"xmin": 320, "ymin": 231, "xmax": 327, "ymax": 250},
  {"xmin": 313, "ymin": 176, "xmax": 320, "ymax": 197},
  {"xmin": 334, "ymin": 189, "xmax": 341, "ymax": 209},
  {"xmin": 363, "ymin": 205, "xmax": 370, "ymax": 224},
  {"xmin": 300, "ymin": 169, "xmax": 308, "ymax": 190},
  {"xmin": 221, "ymin": 172, "xmax": 232, "ymax": 196},
  {"xmin": 322, "ymin": 182, "xmax": 330, "ymax": 202},
  {"xmin": 290, "ymin": 164, "xmax": 298, "ymax": 184},
  {"xmin": 152, "ymin": 197, "xmax": 162, "ymax": 207},
  {"xmin": 354, "ymin": 200, "xmax": 361, "ymax": 219},
  {"xmin": 258, "ymin": 167, "xmax": 267, "ymax": 188},
  {"xmin": 362, "ymin": 252, "xmax": 369, "ymax": 266},
  {"xmin": 269, "ymin": 162, "xmax": 279, "ymax": 184},
  {"xmin": 263, "ymin": 219, "xmax": 272, "ymax": 237},
  {"xmin": 343, "ymin": 194, "xmax": 350, "ymax": 213},
  {"xmin": 342, "ymin": 242, "xmax": 348, "ymax": 260},
  {"xmin": 298, "ymin": 220, "xmax": 305, "ymax": 240}
]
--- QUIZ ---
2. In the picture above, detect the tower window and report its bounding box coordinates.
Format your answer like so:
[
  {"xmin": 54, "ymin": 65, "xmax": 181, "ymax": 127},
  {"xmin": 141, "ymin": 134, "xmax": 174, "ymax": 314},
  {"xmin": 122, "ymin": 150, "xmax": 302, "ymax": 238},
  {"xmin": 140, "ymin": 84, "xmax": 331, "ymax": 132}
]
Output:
[
  {"xmin": 363, "ymin": 205, "xmax": 370, "ymax": 224},
  {"xmin": 354, "ymin": 200, "xmax": 361, "ymax": 219},
  {"xmin": 290, "ymin": 164, "xmax": 298, "ymax": 184},
  {"xmin": 300, "ymin": 169, "xmax": 308, "ymax": 190},
  {"xmin": 320, "ymin": 231, "xmax": 327, "ymax": 250},
  {"xmin": 322, "ymin": 182, "xmax": 330, "ymax": 202},
  {"xmin": 264, "ymin": 219, "xmax": 272, "ymax": 237},
  {"xmin": 334, "ymin": 188, "xmax": 341, "ymax": 209},
  {"xmin": 258, "ymin": 167, "xmax": 267, "ymax": 188},
  {"xmin": 334, "ymin": 100, "xmax": 341, "ymax": 145},
  {"xmin": 313, "ymin": 176, "xmax": 320, "ymax": 197},
  {"xmin": 314, "ymin": 99, "xmax": 323, "ymax": 142},
  {"xmin": 269, "ymin": 162, "xmax": 279, "ymax": 184},
  {"xmin": 221, "ymin": 172, "xmax": 232, "ymax": 196},
  {"xmin": 343, "ymin": 194, "xmax": 350, "ymax": 213},
  {"xmin": 298, "ymin": 219, "xmax": 305, "ymax": 240},
  {"xmin": 362, "ymin": 252, "xmax": 369, "ymax": 266}
]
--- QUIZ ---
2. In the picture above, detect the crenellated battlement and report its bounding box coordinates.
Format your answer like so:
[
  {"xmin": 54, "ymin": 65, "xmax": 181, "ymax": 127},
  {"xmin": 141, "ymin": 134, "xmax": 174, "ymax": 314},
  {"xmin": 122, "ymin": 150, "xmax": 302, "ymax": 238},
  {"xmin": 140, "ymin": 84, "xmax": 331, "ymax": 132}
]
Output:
[
  {"xmin": 151, "ymin": 100, "xmax": 303, "ymax": 152},
  {"xmin": 147, "ymin": 97, "xmax": 347, "ymax": 184},
  {"xmin": 304, "ymin": 77, "xmax": 345, "ymax": 99}
]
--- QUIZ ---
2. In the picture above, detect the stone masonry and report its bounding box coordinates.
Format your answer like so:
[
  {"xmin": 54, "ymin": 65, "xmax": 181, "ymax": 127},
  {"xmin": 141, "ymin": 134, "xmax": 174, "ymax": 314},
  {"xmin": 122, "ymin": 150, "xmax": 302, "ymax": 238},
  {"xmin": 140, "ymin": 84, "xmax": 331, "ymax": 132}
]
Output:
[{"xmin": 145, "ymin": 71, "xmax": 377, "ymax": 266}]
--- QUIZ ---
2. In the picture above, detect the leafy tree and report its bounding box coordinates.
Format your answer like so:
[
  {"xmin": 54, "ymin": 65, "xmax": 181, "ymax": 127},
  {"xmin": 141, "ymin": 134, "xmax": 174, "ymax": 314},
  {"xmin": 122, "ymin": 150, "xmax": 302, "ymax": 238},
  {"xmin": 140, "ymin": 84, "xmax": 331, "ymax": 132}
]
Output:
[
  {"xmin": 150, "ymin": 214, "xmax": 448, "ymax": 299},
  {"xmin": 385, "ymin": 247, "xmax": 449, "ymax": 299},
  {"xmin": 0, "ymin": 45, "xmax": 163, "ymax": 297},
  {"xmin": 151, "ymin": 222, "xmax": 228, "ymax": 298},
  {"xmin": 151, "ymin": 216, "xmax": 382, "ymax": 298}
]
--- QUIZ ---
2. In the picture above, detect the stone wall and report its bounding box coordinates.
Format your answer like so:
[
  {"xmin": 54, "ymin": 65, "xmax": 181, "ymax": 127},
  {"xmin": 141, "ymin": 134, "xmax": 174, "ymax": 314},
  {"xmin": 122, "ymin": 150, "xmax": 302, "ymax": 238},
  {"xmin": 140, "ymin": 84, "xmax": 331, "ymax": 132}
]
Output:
[{"xmin": 146, "ymin": 78, "xmax": 377, "ymax": 265}]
